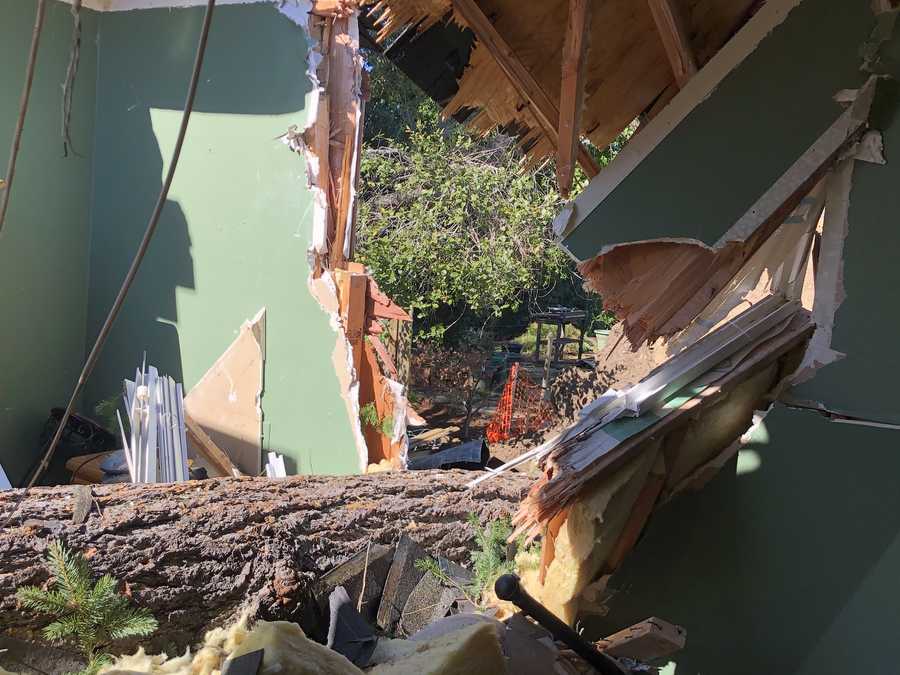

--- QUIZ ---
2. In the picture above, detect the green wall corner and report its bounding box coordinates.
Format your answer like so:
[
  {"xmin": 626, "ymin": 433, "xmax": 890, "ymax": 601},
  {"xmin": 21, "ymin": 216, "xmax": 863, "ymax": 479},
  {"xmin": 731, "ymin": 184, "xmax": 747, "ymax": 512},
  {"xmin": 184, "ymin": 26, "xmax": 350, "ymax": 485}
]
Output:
[
  {"xmin": 0, "ymin": 0, "xmax": 98, "ymax": 484},
  {"xmin": 586, "ymin": 405, "xmax": 900, "ymax": 675},
  {"xmin": 83, "ymin": 5, "xmax": 359, "ymax": 475}
]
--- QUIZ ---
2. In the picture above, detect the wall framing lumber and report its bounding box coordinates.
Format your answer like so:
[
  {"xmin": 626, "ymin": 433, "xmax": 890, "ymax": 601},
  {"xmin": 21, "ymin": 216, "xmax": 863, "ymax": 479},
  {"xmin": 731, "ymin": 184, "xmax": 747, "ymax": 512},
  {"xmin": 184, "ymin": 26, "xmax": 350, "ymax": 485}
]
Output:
[
  {"xmin": 450, "ymin": 0, "xmax": 600, "ymax": 181},
  {"xmin": 647, "ymin": 0, "xmax": 698, "ymax": 89},
  {"xmin": 557, "ymin": 0, "xmax": 592, "ymax": 197}
]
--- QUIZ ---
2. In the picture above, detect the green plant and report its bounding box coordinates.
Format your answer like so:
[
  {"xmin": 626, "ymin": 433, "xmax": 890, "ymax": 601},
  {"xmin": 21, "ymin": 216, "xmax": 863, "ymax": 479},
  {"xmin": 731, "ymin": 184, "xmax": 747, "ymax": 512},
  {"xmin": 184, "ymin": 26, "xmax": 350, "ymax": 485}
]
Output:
[
  {"xmin": 467, "ymin": 513, "xmax": 518, "ymax": 597},
  {"xmin": 93, "ymin": 395, "xmax": 124, "ymax": 435},
  {"xmin": 16, "ymin": 541, "xmax": 158, "ymax": 675},
  {"xmin": 359, "ymin": 402, "xmax": 395, "ymax": 438},
  {"xmin": 414, "ymin": 556, "xmax": 481, "ymax": 608}
]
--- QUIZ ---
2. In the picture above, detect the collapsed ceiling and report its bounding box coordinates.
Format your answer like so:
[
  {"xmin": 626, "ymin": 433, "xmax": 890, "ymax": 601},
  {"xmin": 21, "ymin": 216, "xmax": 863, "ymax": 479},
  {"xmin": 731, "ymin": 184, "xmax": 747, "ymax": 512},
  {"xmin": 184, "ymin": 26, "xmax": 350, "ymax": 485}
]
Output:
[{"xmin": 366, "ymin": 0, "xmax": 761, "ymax": 175}]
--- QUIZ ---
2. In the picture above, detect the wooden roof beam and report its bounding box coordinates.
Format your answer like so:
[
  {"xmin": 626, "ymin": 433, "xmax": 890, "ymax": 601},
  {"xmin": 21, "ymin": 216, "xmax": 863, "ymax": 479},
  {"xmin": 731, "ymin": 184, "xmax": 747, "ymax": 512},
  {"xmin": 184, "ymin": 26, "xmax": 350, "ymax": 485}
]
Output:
[
  {"xmin": 557, "ymin": 0, "xmax": 592, "ymax": 197},
  {"xmin": 647, "ymin": 0, "xmax": 698, "ymax": 89},
  {"xmin": 451, "ymin": 0, "xmax": 600, "ymax": 185}
]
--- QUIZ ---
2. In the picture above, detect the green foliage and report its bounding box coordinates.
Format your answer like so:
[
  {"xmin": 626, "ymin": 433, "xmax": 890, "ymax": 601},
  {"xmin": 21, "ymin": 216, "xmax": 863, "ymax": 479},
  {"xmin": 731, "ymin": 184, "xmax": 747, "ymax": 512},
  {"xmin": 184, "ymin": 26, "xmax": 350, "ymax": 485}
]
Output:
[
  {"xmin": 93, "ymin": 395, "xmax": 123, "ymax": 435},
  {"xmin": 359, "ymin": 52, "xmax": 636, "ymax": 346},
  {"xmin": 466, "ymin": 513, "xmax": 517, "ymax": 597},
  {"xmin": 359, "ymin": 402, "xmax": 394, "ymax": 437},
  {"xmin": 416, "ymin": 515, "xmax": 541, "ymax": 605},
  {"xmin": 357, "ymin": 117, "xmax": 570, "ymax": 343},
  {"xmin": 413, "ymin": 556, "xmax": 481, "ymax": 608},
  {"xmin": 364, "ymin": 50, "xmax": 434, "ymax": 147},
  {"xmin": 16, "ymin": 541, "xmax": 157, "ymax": 675}
]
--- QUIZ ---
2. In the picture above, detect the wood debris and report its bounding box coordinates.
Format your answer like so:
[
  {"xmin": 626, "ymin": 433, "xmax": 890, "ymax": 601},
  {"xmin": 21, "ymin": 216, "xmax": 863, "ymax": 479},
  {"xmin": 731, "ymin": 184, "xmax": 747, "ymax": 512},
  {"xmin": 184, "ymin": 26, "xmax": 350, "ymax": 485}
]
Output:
[{"xmin": 368, "ymin": 0, "xmax": 756, "ymax": 176}]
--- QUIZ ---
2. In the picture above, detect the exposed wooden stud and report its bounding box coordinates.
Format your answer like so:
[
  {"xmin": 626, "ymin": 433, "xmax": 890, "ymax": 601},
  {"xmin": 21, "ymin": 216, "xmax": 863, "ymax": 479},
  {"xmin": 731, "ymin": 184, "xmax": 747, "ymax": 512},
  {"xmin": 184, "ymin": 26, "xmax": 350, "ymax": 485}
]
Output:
[
  {"xmin": 647, "ymin": 0, "xmax": 698, "ymax": 89},
  {"xmin": 335, "ymin": 269, "xmax": 368, "ymax": 374},
  {"xmin": 557, "ymin": 0, "xmax": 593, "ymax": 197},
  {"xmin": 450, "ymin": 0, "xmax": 600, "ymax": 181},
  {"xmin": 327, "ymin": 15, "xmax": 363, "ymax": 269}
]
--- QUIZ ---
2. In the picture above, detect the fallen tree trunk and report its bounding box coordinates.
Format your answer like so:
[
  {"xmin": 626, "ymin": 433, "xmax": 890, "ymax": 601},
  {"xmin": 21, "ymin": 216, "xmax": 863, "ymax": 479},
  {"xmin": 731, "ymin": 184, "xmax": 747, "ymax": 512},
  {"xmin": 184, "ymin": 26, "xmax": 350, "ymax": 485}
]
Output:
[{"xmin": 0, "ymin": 470, "xmax": 530, "ymax": 650}]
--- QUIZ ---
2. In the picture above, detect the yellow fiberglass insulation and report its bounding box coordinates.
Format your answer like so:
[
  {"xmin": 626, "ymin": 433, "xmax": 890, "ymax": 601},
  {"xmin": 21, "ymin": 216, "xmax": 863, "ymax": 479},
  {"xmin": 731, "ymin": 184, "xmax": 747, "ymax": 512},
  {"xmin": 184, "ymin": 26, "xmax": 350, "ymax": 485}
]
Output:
[
  {"xmin": 100, "ymin": 615, "xmax": 507, "ymax": 675},
  {"xmin": 100, "ymin": 615, "xmax": 363, "ymax": 675}
]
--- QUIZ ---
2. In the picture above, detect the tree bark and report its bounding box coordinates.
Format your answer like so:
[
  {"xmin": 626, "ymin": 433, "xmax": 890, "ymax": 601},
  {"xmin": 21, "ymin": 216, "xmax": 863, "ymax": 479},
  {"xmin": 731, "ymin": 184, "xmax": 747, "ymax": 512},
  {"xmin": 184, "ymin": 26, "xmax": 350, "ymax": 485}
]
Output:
[{"xmin": 0, "ymin": 470, "xmax": 530, "ymax": 651}]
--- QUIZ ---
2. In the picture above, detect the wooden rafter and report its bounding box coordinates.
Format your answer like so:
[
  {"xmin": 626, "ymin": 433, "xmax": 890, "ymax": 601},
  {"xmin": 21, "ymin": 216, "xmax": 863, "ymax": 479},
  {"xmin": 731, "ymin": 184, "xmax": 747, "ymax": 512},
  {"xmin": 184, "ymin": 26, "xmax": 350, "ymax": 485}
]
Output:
[
  {"xmin": 647, "ymin": 0, "xmax": 698, "ymax": 89},
  {"xmin": 451, "ymin": 0, "xmax": 600, "ymax": 183},
  {"xmin": 557, "ymin": 0, "xmax": 592, "ymax": 197}
]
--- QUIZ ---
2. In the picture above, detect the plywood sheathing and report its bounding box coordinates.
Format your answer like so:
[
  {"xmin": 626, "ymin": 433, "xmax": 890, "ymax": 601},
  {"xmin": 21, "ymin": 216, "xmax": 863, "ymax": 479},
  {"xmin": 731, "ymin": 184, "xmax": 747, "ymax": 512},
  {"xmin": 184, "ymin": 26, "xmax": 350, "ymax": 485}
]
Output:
[
  {"xmin": 579, "ymin": 78, "xmax": 877, "ymax": 347},
  {"xmin": 369, "ymin": 0, "xmax": 755, "ymax": 169},
  {"xmin": 184, "ymin": 309, "xmax": 266, "ymax": 476}
]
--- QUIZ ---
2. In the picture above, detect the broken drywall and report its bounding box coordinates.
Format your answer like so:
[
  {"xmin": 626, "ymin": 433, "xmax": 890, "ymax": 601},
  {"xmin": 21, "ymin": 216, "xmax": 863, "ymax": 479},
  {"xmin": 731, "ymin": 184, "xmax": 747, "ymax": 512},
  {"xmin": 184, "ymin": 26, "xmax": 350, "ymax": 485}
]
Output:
[
  {"xmin": 309, "ymin": 271, "xmax": 371, "ymax": 473},
  {"xmin": 554, "ymin": 0, "xmax": 805, "ymax": 240},
  {"xmin": 184, "ymin": 309, "xmax": 265, "ymax": 476},
  {"xmin": 577, "ymin": 73, "xmax": 878, "ymax": 346},
  {"xmin": 562, "ymin": 0, "xmax": 878, "ymax": 261}
]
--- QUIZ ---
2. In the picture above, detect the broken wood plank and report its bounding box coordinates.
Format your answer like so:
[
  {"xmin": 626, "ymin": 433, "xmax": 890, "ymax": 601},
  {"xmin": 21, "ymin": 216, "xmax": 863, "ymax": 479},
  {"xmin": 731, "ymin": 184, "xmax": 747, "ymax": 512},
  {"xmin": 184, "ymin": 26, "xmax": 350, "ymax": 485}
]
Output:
[
  {"xmin": 450, "ymin": 0, "xmax": 600, "ymax": 180},
  {"xmin": 647, "ymin": 0, "xmax": 698, "ymax": 89},
  {"xmin": 0, "ymin": 470, "xmax": 531, "ymax": 651},
  {"xmin": 597, "ymin": 617, "xmax": 686, "ymax": 661},
  {"xmin": 336, "ymin": 270, "xmax": 368, "ymax": 374},
  {"xmin": 185, "ymin": 414, "xmax": 242, "ymax": 478},
  {"xmin": 557, "ymin": 0, "xmax": 593, "ymax": 197}
]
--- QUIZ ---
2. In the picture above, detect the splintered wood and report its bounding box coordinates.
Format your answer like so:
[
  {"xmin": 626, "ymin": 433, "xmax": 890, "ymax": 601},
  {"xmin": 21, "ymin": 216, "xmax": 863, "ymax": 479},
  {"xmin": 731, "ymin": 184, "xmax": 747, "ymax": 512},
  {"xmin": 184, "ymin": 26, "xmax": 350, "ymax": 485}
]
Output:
[
  {"xmin": 581, "ymin": 80, "xmax": 876, "ymax": 346},
  {"xmin": 368, "ymin": 0, "xmax": 756, "ymax": 172}
]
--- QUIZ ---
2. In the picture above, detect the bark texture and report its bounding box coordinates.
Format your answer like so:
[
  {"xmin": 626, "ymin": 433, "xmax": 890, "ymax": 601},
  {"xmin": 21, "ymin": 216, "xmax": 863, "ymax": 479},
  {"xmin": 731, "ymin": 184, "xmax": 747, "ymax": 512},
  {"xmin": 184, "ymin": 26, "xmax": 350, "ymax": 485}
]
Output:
[{"xmin": 0, "ymin": 471, "xmax": 530, "ymax": 651}]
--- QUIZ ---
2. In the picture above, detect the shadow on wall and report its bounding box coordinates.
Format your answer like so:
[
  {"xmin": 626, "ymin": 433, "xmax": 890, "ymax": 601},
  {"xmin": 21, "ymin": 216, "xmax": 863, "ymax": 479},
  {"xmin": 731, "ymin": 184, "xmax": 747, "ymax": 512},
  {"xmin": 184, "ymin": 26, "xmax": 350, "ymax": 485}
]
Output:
[
  {"xmin": 83, "ymin": 4, "xmax": 309, "ymax": 411},
  {"xmin": 583, "ymin": 405, "xmax": 900, "ymax": 675}
]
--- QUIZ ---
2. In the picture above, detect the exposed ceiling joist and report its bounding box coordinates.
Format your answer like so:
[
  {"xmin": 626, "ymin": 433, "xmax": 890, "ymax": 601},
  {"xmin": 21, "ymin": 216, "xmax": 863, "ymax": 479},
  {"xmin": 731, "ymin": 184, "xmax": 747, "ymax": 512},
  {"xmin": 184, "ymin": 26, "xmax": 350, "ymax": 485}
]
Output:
[
  {"xmin": 557, "ymin": 0, "xmax": 593, "ymax": 197},
  {"xmin": 450, "ymin": 0, "xmax": 600, "ymax": 181},
  {"xmin": 647, "ymin": 0, "xmax": 698, "ymax": 89}
]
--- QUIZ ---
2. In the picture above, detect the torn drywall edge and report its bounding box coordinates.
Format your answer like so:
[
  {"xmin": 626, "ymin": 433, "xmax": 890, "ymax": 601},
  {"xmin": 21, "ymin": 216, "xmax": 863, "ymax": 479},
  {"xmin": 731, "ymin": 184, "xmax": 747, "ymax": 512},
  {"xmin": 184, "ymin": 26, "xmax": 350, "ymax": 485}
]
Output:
[
  {"xmin": 308, "ymin": 271, "xmax": 371, "ymax": 472},
  {"xmin": 716, "ymin": 77, "xmax": 876, "ymax": 247},
  {"xmin": 791, "ymin": 159, "xmax": 854, "ymax": 383},
  {"xmin": 184, "ymin": 308, "xmax": 266, "ymax": 475},
  {"xmin": 385, "ymin": 377, "xmax": 409, "ymax": 467},
  {"xmin": 278, "ymin": 0, "xmax": 331, "ymax": 255},
  {"xmin": 862, "ymin": 6, "xmax": 900, "ymax": 72},
  {"xmin": 557, "ymin": 0, "xmax": 805, "ymax": 241}
]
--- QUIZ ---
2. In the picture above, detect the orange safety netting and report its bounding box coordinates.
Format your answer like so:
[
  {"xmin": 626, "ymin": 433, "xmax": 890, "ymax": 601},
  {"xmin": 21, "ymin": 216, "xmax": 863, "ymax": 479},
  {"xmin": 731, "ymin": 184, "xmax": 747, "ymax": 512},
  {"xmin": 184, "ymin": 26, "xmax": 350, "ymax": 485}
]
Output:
[{"xmin": 486, "ymin": 363, "xmax": 554, "ymax": 443}]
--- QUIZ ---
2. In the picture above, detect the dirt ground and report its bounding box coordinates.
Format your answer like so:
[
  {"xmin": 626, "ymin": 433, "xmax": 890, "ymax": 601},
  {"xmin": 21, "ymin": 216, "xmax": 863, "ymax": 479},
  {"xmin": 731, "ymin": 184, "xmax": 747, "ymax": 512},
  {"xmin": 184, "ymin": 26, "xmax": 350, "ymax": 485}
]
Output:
[{"xmin": 410, "ymin": 324, "xmax": 667, "ymax": 466}]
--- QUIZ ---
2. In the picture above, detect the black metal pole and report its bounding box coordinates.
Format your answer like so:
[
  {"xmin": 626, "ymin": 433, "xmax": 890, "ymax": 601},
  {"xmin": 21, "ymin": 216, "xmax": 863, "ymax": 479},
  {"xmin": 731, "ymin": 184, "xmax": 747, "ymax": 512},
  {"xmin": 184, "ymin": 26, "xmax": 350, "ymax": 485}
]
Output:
[{"xmin": 494, "ymin": 574, "xmax": 627, "ymax": 675}]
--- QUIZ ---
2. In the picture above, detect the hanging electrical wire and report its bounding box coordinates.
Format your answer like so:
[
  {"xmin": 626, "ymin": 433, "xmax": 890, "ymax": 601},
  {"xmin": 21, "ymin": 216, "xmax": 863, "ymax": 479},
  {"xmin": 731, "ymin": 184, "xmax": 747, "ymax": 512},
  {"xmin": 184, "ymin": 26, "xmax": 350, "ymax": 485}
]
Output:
[
  {"xmin": 62, "ymin": 0, "xmax": 84, "ymax": 157},
  {"xmin": 0, "ymin": 0, "xmax": 47, "ymax": 235},
  {"xmin": 26, "ymin": 0, "xmax": 218, "ymax": 488}
]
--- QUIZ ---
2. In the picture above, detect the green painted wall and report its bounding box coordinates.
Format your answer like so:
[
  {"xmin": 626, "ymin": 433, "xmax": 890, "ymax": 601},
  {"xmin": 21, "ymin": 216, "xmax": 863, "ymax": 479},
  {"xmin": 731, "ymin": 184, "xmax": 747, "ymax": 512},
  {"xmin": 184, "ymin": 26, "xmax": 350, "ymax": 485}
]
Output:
[
  {"xmin": 83, "ymin": 5, "xmax": 359, "ymax": 474},
  {"xmin": 563, "ymin": 0, "xmax": 874, "ymax": 259},
  {"xmin": 587, "ymin": 405, "xmax": 900, "ymax": 675},
  {"xmin": 789, "ymin": 77, "xmax": 900, "ymax": 424},
  {"xmin": 0, "ymin": 1, "xmax": 98, "ymax": 485},
  {"xmin": 572, "ymin": 4, "xmax": 900, "ymax": 673}
]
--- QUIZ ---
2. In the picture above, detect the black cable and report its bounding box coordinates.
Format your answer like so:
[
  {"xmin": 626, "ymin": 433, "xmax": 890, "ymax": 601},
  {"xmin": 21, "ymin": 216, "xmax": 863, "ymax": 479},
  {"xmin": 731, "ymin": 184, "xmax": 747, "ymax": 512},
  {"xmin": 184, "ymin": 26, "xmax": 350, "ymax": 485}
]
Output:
[
  {"xmin": 0, "ymin": 0, "xmax": 47, "ymax": 234},
  {"xmin": 26, "ymin": 0, "xmax": 217, "ymax": 489}
]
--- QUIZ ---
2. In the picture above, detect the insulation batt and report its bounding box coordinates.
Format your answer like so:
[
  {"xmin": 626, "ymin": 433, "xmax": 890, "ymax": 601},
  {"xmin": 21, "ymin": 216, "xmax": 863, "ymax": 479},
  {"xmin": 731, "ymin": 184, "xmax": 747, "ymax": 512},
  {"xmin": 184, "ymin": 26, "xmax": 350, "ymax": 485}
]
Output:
[
  {"xmin": 368, "ymin": 622, "xmax": 508, "ymax": 675},
  {"xmin": 100, "ymin": 618, "xmax": 507, "ymax": 675}
]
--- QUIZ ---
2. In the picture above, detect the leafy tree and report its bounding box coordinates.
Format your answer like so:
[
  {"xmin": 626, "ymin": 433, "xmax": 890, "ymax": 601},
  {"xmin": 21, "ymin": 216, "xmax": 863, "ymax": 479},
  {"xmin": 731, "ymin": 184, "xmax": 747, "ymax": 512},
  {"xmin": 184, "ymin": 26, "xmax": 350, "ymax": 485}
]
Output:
[
  {"xmin": 357, "ymin": 107, "xmax": 570, "ymax": 343},
  {"xmin": 358, "ymin": 52, "xmax": 636, "ymax": 345},
  {"xmin": 16, "ymin": 541, "xmax": 158, "ymax": 675}
]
